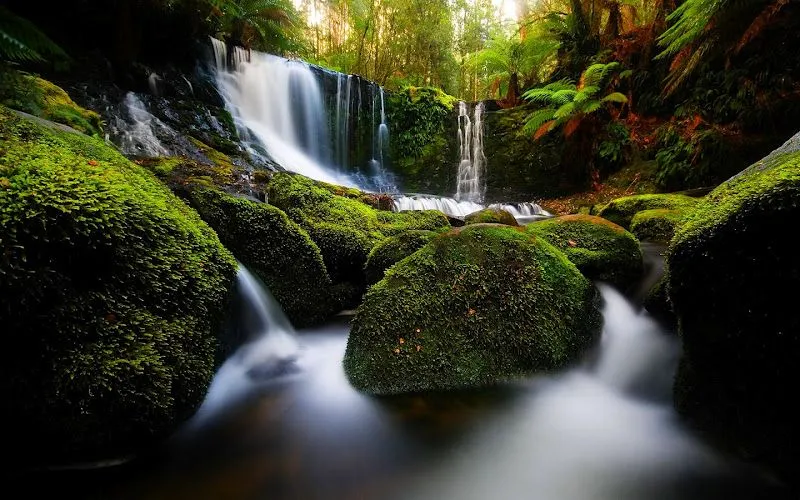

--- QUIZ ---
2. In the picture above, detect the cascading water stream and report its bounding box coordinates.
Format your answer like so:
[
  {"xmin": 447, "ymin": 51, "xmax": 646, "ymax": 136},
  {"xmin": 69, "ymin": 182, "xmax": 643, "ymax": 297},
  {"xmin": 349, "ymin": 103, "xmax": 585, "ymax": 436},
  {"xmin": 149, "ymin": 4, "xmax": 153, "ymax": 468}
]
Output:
[
  {"xmin": 112, "ymin": 92, "xmax": 170, "ymax": 157},
  {"xmin": 192, "ymin": 265, "xmax": 299, "ymax": 422},
  {"xmin": 455, "ymin": 101, "xmax": 486, "ymax": 204},
  {"xmin": 211, "ymin": 38, "xmax": 349, "ymax": 185}
]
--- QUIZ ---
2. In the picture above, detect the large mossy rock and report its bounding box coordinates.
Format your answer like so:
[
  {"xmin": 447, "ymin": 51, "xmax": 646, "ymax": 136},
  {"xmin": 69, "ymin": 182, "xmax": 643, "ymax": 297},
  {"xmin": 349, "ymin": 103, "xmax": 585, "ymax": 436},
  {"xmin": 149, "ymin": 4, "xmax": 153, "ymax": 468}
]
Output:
[
  {"xmin": 189, "ymin": 188, "xmax": 342, "ymax": 327},
  {"xmin": 344, "ymin": 225, "xmax": 602, "ymax": 394},
  {"xmin": 364, "ymin": 230, "xmax": 437, "ymax": 285},
  {"xmin": 526, "ymin": 215, "xmax": 643, "ymax": 290},
  {"xmin": 629, "ymin": 208, "xmax": 687, "ymax": 243},
  {"xmin": 0, "ymin": 107, "xmax": 238, "ymax": 463},
  {"xmin": 464, "ymin": 207, "xmax": 519, "ymax": 226},
  {"xmin": 268, "ymin": 172, "xmax": 450, "ymax": 284},
  {"xmin": 597, "ymin": 193, "xmax": 699, "ymax": 228},
  {"xmin": 666, "ymin": 136, "xmax": 800, "ymax": 482},
  {"xmin": 0, "ymin": 72, "xmax": 103, "ymax": 137}
]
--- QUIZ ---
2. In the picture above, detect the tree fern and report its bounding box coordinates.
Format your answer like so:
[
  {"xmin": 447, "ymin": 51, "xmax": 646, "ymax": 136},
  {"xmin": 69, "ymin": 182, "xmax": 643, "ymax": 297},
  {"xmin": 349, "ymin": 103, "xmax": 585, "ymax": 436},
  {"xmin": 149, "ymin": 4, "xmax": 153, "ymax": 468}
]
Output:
[{"xmin": 0, "ymin": 7, "xmax": 67, "ymax": 63}]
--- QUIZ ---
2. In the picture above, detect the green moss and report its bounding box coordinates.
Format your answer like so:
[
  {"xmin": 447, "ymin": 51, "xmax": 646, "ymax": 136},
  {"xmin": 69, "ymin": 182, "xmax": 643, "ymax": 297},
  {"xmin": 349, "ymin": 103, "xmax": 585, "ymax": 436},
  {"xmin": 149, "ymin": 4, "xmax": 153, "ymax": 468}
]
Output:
[
  {"xmin": 0, "ymin": 106, "xmax": 237, "ymax": 463},
  {"xmin": 268, "ymin": 172, "xmax": 449, "ymax": 284},
  {"xmin": 666, "ymin": 148, "xmax": 800, "ymax": 482},
  {"xmin": 364, "ymin": 230, "xmax": 437, "ymax": 285},
  {"xmin": 138, "ymin": 157, "xmax": 184, "ymax": 178},
  {"xmin": 188, "ymin": 137, "xmax": 236, "ymax": 173},
  {"xmin": 630, "ymin": 208, "xmax": 689, "ymax": 243},
  {"xmin": 387, "ymin": 87, "xmax": 458, "ymax": 194},
  {"xmin": 344, "ymin": 224, "xmax": 602, "ymax": 395},
  {"xmin": 464, "ymin": 207, "xmax": 519, "ymax": 226},
  {"xmin": 526, "ymin": 214, "xmax": 643, "ymax": 290},
  {"xmin": 597, "ymin": 193, "xmax": 700, "ymax": 228},
  {"xmin": 189, "ymin": 188, "xmax": 341, "ymax": 326},
  {"xmin": 0, "ymin": 72, "xmax": 103, "ymax": 137},
  {"xmin": 643, "ymin": 274, "xmax": 675, "ymax": 327}
]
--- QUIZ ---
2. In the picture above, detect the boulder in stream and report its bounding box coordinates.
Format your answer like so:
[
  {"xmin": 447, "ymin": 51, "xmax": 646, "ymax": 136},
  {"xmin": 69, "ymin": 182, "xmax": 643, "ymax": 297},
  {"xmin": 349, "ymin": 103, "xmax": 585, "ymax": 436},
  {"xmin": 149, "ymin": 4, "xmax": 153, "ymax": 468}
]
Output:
[
  {"xmin": 464, "ymin": 207, "xmax": 519, "ymax": 226},
  {"xmin": 597, "ymin": 193, "xmax": 699, "ymax": 228},
  {"xmin": 344, "ymin": 224, "xmax": 602, "ymax": 394},
  {"xmin": 667, "ymin": 132, "xmax": 800, "ymax": 484}
]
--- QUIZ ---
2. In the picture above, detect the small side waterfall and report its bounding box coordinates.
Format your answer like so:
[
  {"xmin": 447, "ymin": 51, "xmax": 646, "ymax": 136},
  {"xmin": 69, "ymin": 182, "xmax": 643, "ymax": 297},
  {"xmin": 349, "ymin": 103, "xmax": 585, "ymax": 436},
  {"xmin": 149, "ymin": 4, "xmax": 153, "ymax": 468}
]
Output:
[
  {"xmin": 455, "ymin": 101, "xmax": 486, "ymax": 203},
  {"xmin": 194, "ymin": 266, "xmax": 299, "ymax": 420},
  {"xmin": 367, "ymin": 87, "xmax": 391, "ymax": 187},
  {"xmin": 334, "ymin": 73, "xmax": 353, "ymax": 170},
  {"xmin": 112, "ymin": 92, "xmax": 170, "ymax": 157}
]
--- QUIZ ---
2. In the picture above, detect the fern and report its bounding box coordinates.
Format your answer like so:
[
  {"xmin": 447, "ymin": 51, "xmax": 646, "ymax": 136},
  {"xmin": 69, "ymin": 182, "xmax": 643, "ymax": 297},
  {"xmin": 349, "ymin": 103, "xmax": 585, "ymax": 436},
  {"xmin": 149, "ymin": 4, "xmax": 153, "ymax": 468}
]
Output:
[{"xmin": 0, "ymin": 7, "xmax": 67, "ymax": 63}]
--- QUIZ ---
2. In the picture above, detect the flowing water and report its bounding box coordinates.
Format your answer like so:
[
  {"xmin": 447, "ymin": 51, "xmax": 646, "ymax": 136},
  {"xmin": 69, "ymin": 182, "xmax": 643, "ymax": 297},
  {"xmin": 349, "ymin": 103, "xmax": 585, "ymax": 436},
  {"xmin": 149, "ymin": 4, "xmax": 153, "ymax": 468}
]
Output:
[
  {"xmin": 393, "ymin": 195, "xmax": 549, "ymax": 222},
  {"xmin": 455, "ymin": 101, "xmax": 486, "ymax": 204},
  {"xmin": 24, "ymin": 255, "xmax": 789, "ymax": 499}
]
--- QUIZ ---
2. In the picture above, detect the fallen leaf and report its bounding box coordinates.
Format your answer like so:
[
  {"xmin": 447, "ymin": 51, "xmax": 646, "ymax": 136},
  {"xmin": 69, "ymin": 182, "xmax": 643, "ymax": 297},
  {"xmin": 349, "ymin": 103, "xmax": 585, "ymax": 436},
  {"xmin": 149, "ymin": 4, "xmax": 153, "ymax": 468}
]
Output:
[
  {"xmin": 88, "ymin": 160, "xmax": 99, "ymax": 166},
  {"xmin": 399, "ymin": 338, "xmax": 405, "ymax": 344},
  {"xmin": 416, "ymin": 345, "xmax": 422, "ymax": 352},
  {"xmin": 568, "ymin": 239, "xmax": 578, "ymax": 247},
  {"xmin": 394, "ymin": 348, "xmax": 401, "ymax": 354}
]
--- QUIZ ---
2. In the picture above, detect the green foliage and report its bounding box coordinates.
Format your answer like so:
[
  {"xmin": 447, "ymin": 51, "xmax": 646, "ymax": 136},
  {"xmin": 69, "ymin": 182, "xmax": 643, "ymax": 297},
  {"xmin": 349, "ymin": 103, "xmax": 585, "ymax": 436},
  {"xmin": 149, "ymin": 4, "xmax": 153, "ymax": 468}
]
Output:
[
  {"xmin": 630, "ymin": 208, "xmax": 688, "ymax": 243},
  {"xmin": 189, "ymin": 188, "xmax": 343, "ymax": 327},
  {"xmin": 464, "ymin": 207, "xmax": 519, "ymax": 226},
  {"xmin": 364, "ymin": 230, "xmax": 437, "ymax": 285},
  {"xmin": 0, "ymin": 6, "xmax": 67, "ymax": 63},
  {"xmin": 667, "ymin": 147, "xmax": 800, "ymax": 483},
  {"xmin": 597, "ymin": 121, "xmax": 632, "ymax": 172},
  {"xmin": 653, "ymin": 124, "xmax": 742, "ymax": 191},
  {"xmin": 387, "ymin": 86, "xmax": 458, "ymax": 193},
  {"xmin": 0, "ymin": 72, "xmax": 103, "ymax": 137},
  {"xmin": 526, "ymin": 214, "xmax": 643, "ymax": 290},
  {"xmin": 344, "ymin": 224, "xmax": 602, "ymax": 394},
  {"xmin": 522, "ymin": 62, "xmax": 627, "ymax": 138},
  {"xmin": 0, "ymin": 106, "xmax": 238, "ymax": 463},
  {"xmin": 597, "ymin": 193, "xmax": 700, "ymax": 228},
  {"xmin": 209, "ymin": 0, "xmax": 304, "ymax": 53}
]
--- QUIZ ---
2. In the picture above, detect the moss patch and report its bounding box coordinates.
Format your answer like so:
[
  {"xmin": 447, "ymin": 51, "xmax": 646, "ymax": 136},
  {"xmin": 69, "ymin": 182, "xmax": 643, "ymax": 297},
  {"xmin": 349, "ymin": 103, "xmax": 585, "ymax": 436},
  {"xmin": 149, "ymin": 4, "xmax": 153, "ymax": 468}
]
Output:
[
  {"xmin": 364, "ymin": 230, "xmax": 437, "ymax": 285},
  {"xmin": 0, "ymin": 72, "xmax": 103, "ymax": 137},
  {"xmin": 267, "ymin": 172, "xmax": 450, "ymax": 284},
  {"xmin": 189, "ymin": 188, "xmax": 343, "ymax": 327},
  {"xmin": 597, "ymin": 193, "xmax": 699, "ymax": 228},
  {"xmin": 630, "ymin": 208, "xmax": 688, "ymax": 243},
  {"xmin": 464, "ymin": 207, "xmax": 519, "ymax": 226},
  {"xmin": 0, "ymin": 106, "xmax": 237, "ymax": 463},
  {"xmin": 526, "ymin": 214, "xmax": 643, "ymax": 290},
  {"xmin": 344, "ymin": 224, "xmax": 602, "ymax": 394},
  {"xmin": 666, "ymin": 147, "xmax": 800, "ymax": 482}
]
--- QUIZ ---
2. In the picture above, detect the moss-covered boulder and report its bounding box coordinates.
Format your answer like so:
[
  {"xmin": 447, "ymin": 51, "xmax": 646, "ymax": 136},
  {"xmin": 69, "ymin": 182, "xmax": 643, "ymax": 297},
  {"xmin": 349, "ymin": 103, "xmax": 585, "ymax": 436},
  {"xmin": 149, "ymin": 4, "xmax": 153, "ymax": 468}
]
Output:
[
  {"xmin": 630, "ymin": 208, "xmax": 688, "ymax": 243},
  {"xmin": 464, "ymin": 207, "xmax": 519, "ymax": 226},
  {"xmin": 643, "ymin": 275, "xmax": 675, "ymax": 327},
  {"xmin": 0, "ymin": 72, "xmax": 103, "ymax": 137},
  {"xmin": 364, "ymin": 230, "xmax": 437, "ymax": 285},
  {"xmin": 189, "ymin": 188, "xmax": 343, "ymax": 326},
  {"xmin": 526, "ymin": 215, "xmax": 643, "ymax": 290},
  {"xmin": 268, "ymin": 172, "xmax": 449, "ymax": 284},
  {"xmin": 597, "ymin": 193, "xmax": 699, "ymax": 228},
  {"xmin": 344, "ymin": 225, "xmax": 602, "ymax": 394},
  {"xmin": 0, "ymin": 107, "xmax": 237, "ymax": 463},
  {"xmin": 666, "ymin": 137, "xmax": 800, "ymax": 483}
]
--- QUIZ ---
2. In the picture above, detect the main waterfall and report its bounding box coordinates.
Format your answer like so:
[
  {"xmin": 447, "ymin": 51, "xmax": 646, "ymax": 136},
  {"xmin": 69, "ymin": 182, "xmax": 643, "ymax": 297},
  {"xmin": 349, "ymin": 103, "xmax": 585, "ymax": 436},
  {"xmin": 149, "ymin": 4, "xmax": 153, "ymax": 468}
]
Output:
[{"xmin": 455, "ymin": 101, "xmax": 486, "ymax": 204}]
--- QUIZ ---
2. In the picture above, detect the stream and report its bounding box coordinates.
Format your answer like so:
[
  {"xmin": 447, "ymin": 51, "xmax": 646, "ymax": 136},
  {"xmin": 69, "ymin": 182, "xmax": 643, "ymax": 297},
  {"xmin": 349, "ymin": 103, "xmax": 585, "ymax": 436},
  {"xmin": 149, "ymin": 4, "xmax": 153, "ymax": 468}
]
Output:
[{"xmin": 13, "ymin": 249, "xmax": 789, "ymax": 500}]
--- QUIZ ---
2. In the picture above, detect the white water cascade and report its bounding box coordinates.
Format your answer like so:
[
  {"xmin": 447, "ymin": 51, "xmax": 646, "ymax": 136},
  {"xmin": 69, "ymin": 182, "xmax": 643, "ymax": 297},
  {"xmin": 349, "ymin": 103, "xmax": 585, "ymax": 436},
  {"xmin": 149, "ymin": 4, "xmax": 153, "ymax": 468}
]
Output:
[
  {"xmin": 455, "ymin": 101, "xmax": 486, "ymax": 203},
  {"xmin": 193, "ymin": 266, "xmax": 299, "ymax": 421},
  {"xmin": 113, "ymin": 92, "xmax": 170, "ymax": 157},
  {"xmin": 211, "ymin": 38, "xmax": 351, "ymax": 186},
  {"xmin": 367, "ymin": 87, "xmax": 391, "ymax": 188}
]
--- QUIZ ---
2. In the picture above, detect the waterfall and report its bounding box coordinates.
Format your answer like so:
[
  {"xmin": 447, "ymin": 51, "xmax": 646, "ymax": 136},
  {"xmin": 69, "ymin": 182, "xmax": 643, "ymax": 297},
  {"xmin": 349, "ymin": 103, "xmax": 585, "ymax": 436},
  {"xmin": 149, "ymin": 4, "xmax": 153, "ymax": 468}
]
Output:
[
  {"xmin": 113, "ymin": 92, "xmax": 169, "ymax": 157},
  {"xmin": 455, "ymin": 101, "xmax": 486, "ymax": 204},
  {"xmin": 211, "ymin": 38, "xmax": 350, "ymax": 186},
  {"xmin": 334, "ymin": 73, "xmax": 352, "ymax": 170},
  {"xmin": 393, "ymin": 195, "xmax": 549, "ymax": 221},
  {"xmin": 194, "ymin": 265, "xmax": 299, "ymax": 420}
]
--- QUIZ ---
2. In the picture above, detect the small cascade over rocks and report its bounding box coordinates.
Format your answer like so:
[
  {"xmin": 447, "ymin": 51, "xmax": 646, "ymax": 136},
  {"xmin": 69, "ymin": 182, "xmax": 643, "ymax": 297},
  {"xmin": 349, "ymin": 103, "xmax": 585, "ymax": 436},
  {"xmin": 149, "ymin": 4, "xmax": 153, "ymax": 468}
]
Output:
[
  {"xmin": 393, "ymin": 195, "xmax": 549, "ymax": 222},
  {"xmin": 112, "ymin": 92, "xmax": 171, "ymax": 157},
  {"xmin": 455, "ymin": 101, "xmax": 486, "ymax": 203},
  {"xmin": 194, "ymin": 266, "xmax": 299, "ymax": 420}
]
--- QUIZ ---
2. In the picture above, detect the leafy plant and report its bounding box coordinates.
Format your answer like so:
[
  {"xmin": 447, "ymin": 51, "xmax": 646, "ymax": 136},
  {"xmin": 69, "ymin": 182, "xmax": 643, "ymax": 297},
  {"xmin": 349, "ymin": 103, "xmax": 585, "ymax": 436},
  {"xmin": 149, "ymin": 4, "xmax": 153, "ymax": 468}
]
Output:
[
  {"xmin": 0, "ymin": 6, "xmax": 67, "ymax": 63},
  {"xmin": 209, "ymin": 0, "xmax": 304, "ymax": 53}
]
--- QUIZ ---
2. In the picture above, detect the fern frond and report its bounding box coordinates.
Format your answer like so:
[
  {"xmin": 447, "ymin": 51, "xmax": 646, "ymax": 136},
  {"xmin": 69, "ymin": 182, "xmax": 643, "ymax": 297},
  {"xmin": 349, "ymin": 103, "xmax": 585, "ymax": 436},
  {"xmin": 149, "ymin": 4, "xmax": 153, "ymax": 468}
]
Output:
[
  {"xmin": 523, "ymin": 107, "xmax": 557, "ymax": 135},
  {"xmin": 551, "ymin": 89, "xmax": 578, "ymax": 105},
  {"xmin": 601, "ymin": 92, "xmax": 628, "ymax": 104},
  {"xmin": 735, "ymin": 0, "xmax": 789, "ymax": 53},
  {"xmin": 553, "ymin": 101, "xmax": 576, "ymax": 120},
  {"xmin": 0, "ymin": 6, "xmax": 67, "ymax": 63},
  {"xmin": 575, "ymin": 86, "xmax": 600, "ymax": 101},
  {"xmin": 522, "ymin": 88, "xmax": 556, "ymax": 104}
]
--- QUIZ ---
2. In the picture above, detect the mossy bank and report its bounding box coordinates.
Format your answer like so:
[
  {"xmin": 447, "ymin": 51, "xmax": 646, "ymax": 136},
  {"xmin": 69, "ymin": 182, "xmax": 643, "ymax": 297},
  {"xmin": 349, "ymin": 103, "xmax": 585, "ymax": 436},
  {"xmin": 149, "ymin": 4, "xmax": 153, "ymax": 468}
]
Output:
[{"xmin": 0, "ymin": 106, "xmax": 237, "ymax": 464}]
